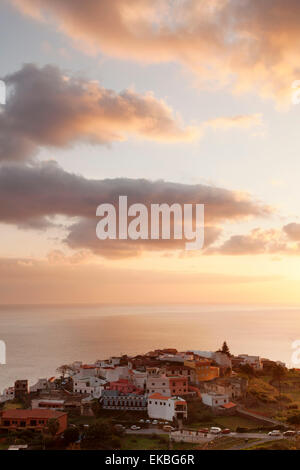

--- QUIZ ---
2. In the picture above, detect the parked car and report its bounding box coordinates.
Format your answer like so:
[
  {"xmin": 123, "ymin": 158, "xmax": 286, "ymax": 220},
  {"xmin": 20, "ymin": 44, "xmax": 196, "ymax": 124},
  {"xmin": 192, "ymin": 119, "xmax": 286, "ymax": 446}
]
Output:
[
  {"xmin": 139, "ymin": 419, "xmax": 144, "ymax": 423},
  {"xmin": 283, "ymin": 430, "xmax": 296, "ymax": 437},
  {"xmin": 198, "ymin": 428, "xmax": 209, "ymax": 434},
  {"xmin": 221, "ymin": 428, "xmax": 231, "ymax": 435},
  {"xmin": 163, "ymin": 425, "xmax": 174, "ymax": 432},
  {"xmin": 268, "ymin": 430, "xmax": 281, "ymax": 436},
  {"xmin": 210, "ymin": 427, "xmax": 222, "ymax": 434},
  {"xmin": 145, "ymin": 420, "xmax": 151, "ymax": 424},
  {"xmin": 152, "ymin": 420, "xmax": 158, "ymax": 425},
  {"xmin": 131, "ymin": 425, "xmax": 141, "ymax": 430}
]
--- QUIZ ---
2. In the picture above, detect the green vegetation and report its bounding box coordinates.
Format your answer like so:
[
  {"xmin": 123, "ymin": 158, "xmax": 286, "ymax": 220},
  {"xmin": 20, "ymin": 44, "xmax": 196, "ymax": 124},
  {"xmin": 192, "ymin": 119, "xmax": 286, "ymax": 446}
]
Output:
[{"xmin": 246, "ymin": 439, "xmax": 298, "ymax": 451}]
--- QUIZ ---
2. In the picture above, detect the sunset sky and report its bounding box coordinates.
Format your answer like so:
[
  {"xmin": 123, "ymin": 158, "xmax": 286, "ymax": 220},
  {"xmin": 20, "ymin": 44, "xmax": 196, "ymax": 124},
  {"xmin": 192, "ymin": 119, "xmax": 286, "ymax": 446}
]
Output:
[{"xmin": 1, "ymin": 0, "xmax": 300, "ymax": 304}]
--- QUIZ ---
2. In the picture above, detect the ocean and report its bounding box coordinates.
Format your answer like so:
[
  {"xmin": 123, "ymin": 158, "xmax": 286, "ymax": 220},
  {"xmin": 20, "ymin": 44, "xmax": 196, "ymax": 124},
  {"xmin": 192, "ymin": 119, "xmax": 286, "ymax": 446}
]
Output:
[{"xmin": 0, "ymin": 304, "xmax": 300, "ymax": 392}]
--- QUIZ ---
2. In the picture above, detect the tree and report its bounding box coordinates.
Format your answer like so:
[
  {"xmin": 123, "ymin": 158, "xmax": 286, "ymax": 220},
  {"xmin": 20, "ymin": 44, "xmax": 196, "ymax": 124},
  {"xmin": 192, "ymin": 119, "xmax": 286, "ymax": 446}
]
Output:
[
  {"xmin": 56, "ymin": 364, "xmax": 74, "ymax": 379},
  {"xmin": 272, "ymin": 364, "xmax": 286, "ymax": 395},
  {"xmin": 218, "ymin": 341, "xmax": 231, "ymax": 357},
  {"xmin": 240, "ymin": 363, "xmax": 255, "ymax": 377},
  {"xmin": 47, "ymin": 418, "xmax": 59, "ymax": 437},
  {"xmin": 81, "ymin": 420, "xmax": 117, "ymax": 450},
  {"xmin": 63, "ymin": 427, "xmax": 80, "ymax": 446}
]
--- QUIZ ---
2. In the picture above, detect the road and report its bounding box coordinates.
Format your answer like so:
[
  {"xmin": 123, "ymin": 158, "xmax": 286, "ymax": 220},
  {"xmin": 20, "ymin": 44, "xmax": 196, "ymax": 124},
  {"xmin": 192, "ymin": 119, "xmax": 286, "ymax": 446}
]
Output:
[{"xmin": 126, "ymin": 428, "xmax": 291, "ymax": 442}]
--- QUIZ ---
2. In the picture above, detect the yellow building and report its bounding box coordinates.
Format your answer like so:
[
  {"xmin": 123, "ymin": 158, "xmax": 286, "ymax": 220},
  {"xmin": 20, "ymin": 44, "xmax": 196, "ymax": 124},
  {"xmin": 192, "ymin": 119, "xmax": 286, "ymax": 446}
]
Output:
[{"xmin": 184, "ymin": 359, "xmax": 219, "ymax": 383}]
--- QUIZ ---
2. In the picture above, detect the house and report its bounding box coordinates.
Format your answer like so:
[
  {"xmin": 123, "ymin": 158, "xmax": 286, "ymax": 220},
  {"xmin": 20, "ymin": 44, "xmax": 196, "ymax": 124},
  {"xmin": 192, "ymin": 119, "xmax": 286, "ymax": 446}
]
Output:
[
  {"xmin": 146, "ymin": 374, "xmax": 171, "ymax": 396},
  {"xmin": 75, "ymin": 365, "xmax": 99, "ymax": 379},
  {"xmin": 101, "ymin": 390, "xmax": 147, "ymax": 411},
  {"xmin": 73, "ymin": 375, "xmax": 106, "ymax": 398},
  {"xmin": 106, "ymin": 379, "xmax": 143, "ymax": 395},
  {"xmin": 0, "ymin": 409, "xmax": 67, "ymax": 434},
  {"xmin": 184, "ymin": 359, "xmax": 219, "ymax": 383},
  {"xmin": 30, "ymin": 378, "xmax": 52, "ymax": 393},
  {"xmin": 203, "ymin": 377, "xmax": 248, "ymax": 399},
  {"xmin": 161, "ymin": 364, "xmax": 193, "ymax": 379},
  {"xmin": 0, "ymin": 387, "xmax": 15, "ymax": 403},
  {"xmin": 237, "ymin": 355, "xmax": 263, "ymax": 370},
  {"xmin": 147, "ymin": 393, "xmax": 187, "ymax": 422},
  {"xmin": 98, "ymin": 365, "xmax": 129, "ymax": 382},
  {"xmin": 201, "ymin": 392, "xmax": 230, "ymax": 408},
  {"xmin": 146, "ymin": 373, "xmax": 189, "ymax": 397},
  {"xmin": 130, "ymin": 369, "xmax": 147, "ymax": 390},
  {"xmin": 167, "ymin": 376, "xmax": 189, "ymax": 396},
  {"xmin": 14, "ymin": 380, "xmax": 29, "ymax": 400}
]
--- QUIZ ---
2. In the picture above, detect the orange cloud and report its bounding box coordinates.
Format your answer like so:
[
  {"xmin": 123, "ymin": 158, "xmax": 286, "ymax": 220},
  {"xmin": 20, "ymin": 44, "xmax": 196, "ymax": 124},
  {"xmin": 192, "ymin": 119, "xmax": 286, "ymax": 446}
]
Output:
[
  {"xmin": 1, "ymin": 64, "xmax": 202, "ymax": 163},
  {"xmin": 11, "ymin": 0, "xmax": 300, "ymax": 102}
]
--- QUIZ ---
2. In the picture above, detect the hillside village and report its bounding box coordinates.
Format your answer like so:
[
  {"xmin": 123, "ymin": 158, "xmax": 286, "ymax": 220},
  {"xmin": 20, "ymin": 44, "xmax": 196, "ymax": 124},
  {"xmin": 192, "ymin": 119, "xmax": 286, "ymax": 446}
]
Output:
[{"xmin": 2, "ymin": 343, "xmax": 300, "ymax": 450}]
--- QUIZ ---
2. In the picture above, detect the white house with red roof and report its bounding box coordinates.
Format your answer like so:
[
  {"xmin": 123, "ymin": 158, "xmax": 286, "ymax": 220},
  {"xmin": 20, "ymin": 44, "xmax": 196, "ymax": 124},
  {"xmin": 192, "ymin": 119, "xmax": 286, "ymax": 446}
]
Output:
[{"xmin": 147, "ymin": 393, "xmax": 187, "ymax": 422}]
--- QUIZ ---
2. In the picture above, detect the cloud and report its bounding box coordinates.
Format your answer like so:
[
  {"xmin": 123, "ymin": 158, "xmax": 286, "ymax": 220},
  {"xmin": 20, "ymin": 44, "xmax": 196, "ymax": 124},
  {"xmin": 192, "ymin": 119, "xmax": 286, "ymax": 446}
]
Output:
[
  {"xmin": 283, "ymin": 223, "xmax": 300, "ymax": 241},
  {"xmin": 0, "ymin": 64, "xmax": 200, "ymax": 162},
  {"xmin": 208, "ymin": 226, "xmax": 300, "ymax": 256},
  {"xmin": 11, "ymin": 0, "xmax": 300, "ymax": 102},
  {"xmin": 1, "ymin": 64, "xmax": 263, "ymax": 163},
  {"xmin": 0, "ymin": 161, "xmax": 271, "ymax": 257},
  {"xmin": 204, "ymin": 114, "xmax": 263, "ymax": 131}
]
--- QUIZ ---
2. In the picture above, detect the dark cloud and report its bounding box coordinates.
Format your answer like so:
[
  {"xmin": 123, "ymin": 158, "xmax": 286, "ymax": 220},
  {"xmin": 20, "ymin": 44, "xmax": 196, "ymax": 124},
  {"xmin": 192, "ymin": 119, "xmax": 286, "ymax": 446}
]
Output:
[
  {"xmin": 0, "ymin": 63, "xmax": 200, "ymax": 162},
  {"xmin": 0, "ymin": 161, "xmax": 271, "ymax": 257}
]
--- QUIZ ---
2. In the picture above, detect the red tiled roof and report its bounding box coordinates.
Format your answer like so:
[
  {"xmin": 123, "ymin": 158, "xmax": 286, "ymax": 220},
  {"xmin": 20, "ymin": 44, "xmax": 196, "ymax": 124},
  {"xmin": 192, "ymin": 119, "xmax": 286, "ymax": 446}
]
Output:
[
  {"xmin": 221, "ymin": 402, "xmax": 237, "ymax": 409},
  {"xmin": 149, "ymin": 393, "xmax": 171, "ymax": 400},
  {"xmin": 38, "ymin": 402, "xmax": 64, "ymax": 407},
  {"xmin": 2, "ymin": 409, "xmax": 66, "ymax": 419}
]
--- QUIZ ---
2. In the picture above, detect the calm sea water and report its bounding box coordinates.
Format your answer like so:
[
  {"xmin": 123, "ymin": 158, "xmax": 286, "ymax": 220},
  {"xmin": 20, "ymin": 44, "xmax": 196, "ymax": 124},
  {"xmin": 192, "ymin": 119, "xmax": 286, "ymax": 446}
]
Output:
[{"xmin": 1, "ymin": 304, "xmax": 300, "ymax": 392}]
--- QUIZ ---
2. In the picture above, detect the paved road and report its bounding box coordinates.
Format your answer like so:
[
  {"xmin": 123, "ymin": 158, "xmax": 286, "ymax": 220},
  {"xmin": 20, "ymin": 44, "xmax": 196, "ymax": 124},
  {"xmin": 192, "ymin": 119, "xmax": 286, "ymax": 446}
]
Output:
[{"xmin": 126, "ymin": 428, "xmax": 168, "ymax": 435}]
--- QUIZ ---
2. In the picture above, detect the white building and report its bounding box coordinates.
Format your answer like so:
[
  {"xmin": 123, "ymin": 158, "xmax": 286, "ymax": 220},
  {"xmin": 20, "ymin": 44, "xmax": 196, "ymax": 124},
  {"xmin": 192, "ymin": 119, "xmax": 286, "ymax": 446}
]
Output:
[
  {"xmin": 130, "ymin": 370, "xmax": 147, "ymax": 390},
  {"xmin": 147, "ymin": 393, "xmax": 187, "ymax": 422},
  {"xmin": 158, "ymin": 354, "xmax": 184, "ymax": 363},
  {"xmin": 30, "ymin": 378, "xmax": 49, "ymax": 393},
  {"xmin": 73, "ymin": 376, "xmax": 106, "ymax": 398},
  {"xmin": 201, "ymin": 392, "xmax": 229, "ymax": 408},
  {"xmin": 98, "ymin": 365, "xmax": 129, "ymax": 382},
  {"xmin": 238, "ymin": 355, "xmax": 263, "ymax": 370},
  {"xmin": 75, "ymin": 365, "xmax": 99, "ymax": 379},
  {"xmin": 0, "ymin": 387, "xmax": 15, "ymax": 403},
  {"xmin": 147, "ymin": 375, "xmax": 171, "ymax": 397}
]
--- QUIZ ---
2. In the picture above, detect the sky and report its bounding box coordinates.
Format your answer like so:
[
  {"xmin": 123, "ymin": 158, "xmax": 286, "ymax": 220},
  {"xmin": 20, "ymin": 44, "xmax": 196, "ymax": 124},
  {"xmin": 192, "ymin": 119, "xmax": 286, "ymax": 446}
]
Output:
[{"xmin": 1, "ymin": 0, "xmax": 300, "ymax": 304}]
